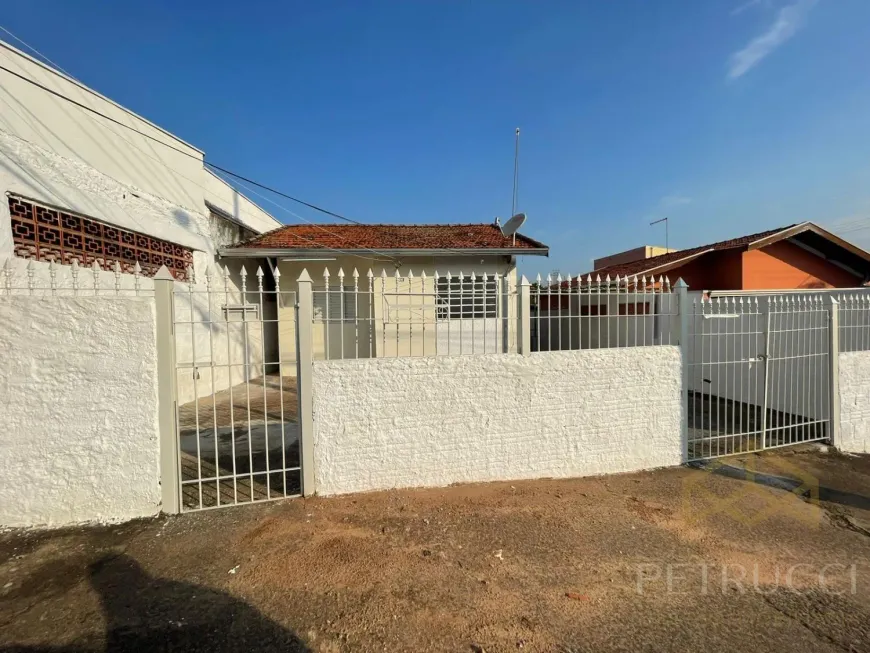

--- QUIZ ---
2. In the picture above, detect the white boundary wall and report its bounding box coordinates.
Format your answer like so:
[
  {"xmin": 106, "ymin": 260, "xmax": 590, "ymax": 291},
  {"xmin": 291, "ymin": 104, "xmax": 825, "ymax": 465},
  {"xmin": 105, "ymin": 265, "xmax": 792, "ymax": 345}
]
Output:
[
  {"xmin": 838, "ymin": 351, "xmax": 870, "ymax": 453},
  {"xmin": 312, "ymin": 347, "xmax": 683, "ymax": 495},
  {"xmin": 0, "ymin": 296, "xmax": 161, "ymax": 526}
]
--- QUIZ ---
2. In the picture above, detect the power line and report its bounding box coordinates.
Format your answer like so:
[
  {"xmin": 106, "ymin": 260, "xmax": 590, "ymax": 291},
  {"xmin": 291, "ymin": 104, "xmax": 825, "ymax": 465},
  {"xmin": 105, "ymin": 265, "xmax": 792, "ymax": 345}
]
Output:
[
  {"xmin": 209, "ymin": 172, "xmax": 401, "ymax": 262},
  {"xmin": 830, "ymin": 217, "xmax": 870, "ymax": 233},
  {"xmin": 0, "ymin": 60, "xmax": 202, "ymax": 159},
  {"xmin": 78, "ymin": 100, "xmax": 398, "ymax": 261},
  {"xmin": 0, "ymin": 41, "xmax": 360, "ymax": 225},
  {"xmin": 834, "ymin": 224, "xmax": 870, "ymax": 235},
  {"xmin": 0, "ymin": 30, "xmax": 402, "ymax": 262},
  {"xmin": 205, "ymin": 163, "xmax": 361, "ymax": 225},
  {"xmin": 0, "ymin": 28, "xmax": 520, "ymax": 264},
  {"xmin": 0, "ymin": 24, "xmax": 78, "ymax": 81}
]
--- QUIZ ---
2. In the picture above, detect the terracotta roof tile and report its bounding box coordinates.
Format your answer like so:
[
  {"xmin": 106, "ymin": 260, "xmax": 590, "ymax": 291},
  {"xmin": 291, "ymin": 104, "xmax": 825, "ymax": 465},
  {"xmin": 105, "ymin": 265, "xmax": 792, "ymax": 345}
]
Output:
[
  {"xmin": 589, "ymin": 225, "xmax": 795, "ymax": 278},
  {"xmin": 228, "ymin": 223, "xmax": 548, "ymax": 253}
]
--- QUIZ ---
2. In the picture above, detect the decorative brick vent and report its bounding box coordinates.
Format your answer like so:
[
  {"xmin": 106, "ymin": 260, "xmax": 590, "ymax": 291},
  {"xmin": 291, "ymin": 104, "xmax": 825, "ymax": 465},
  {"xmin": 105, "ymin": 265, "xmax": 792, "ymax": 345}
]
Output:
[{"xmin": 8, "ymin": 195, "xmax": 192, "ymax": 280}]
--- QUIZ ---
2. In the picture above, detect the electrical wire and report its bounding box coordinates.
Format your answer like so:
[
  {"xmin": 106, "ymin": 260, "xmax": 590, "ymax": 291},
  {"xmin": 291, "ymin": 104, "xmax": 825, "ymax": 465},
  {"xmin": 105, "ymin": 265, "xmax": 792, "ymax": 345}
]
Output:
[
  {"xmin": 204, "ymin": 163, "xmax": 361, "ymax": 225},
  {"xmin": 0, "ymin": 29, "xmax": 402, "ymax": 262},
  {"xmin": 207, "ymin": 170, "xmax": 402, "ymax": 262},
  {"xmin": 830, "ymin": 218, "xmax": 870, "ymax": 234},
  {"xmin": 0, "ymin": 37, "xmax": 359, "ymax": 225},
  {"xmin": 0, "ymin": 26, "xmax": 528, "ymax": 265}
]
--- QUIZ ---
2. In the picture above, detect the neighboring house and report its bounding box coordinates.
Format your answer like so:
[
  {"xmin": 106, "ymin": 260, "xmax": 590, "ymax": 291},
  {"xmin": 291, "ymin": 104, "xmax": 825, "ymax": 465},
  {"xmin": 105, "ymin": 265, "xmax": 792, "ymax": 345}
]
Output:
[
  {"xmin": 219, "ymin": 223, "xmax": 549, "ymax": 366},
  {"xmin": 532, "ymin": 222, "xmax": 870, "ymax": 353},
  {"xmin": 0, "ymin": 39, "xmax": 281, "ymax": 288},
  {"xmin": 593, "ymin": 245, "xmax": 674, "ymax": 271},
  {"xmin": 591, "ymin": 223, "xmax": 870, "ymax": 291}
]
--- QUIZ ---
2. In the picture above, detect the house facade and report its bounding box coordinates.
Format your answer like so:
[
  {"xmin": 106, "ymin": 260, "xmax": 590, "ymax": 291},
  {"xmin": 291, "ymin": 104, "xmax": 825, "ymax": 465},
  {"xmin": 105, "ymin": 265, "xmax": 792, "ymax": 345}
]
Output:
[
  {"xmin": 531, "ymin": 223, "xmax": 870, "ymax": 352},
  {"xmin": 220, "ymin": 223, "xmax": 549, "ymax": 370},
  {"xmin": 590, "ymin": 223, "xmax": 870, "ymax": 292}
]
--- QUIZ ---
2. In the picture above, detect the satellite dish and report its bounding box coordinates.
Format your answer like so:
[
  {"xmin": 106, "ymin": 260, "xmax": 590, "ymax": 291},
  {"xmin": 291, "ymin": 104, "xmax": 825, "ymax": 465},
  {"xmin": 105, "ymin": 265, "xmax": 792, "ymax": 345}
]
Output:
[{"xmin": 500, "ymin": 212, "xmax": 527, "ymax": 240}]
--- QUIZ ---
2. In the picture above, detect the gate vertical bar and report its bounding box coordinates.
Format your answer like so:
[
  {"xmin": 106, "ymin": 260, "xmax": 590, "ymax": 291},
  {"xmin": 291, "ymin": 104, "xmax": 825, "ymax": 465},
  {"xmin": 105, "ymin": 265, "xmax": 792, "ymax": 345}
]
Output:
[
  {"xmin": 154, "ymin": 266, "xmax": 181, "ymax": 514},
  {"xmin": 829, "ymin": 296, "xmax": 840, "ymax": 446},
  {"xmin": 676, "ymin": 279, "xmax": 689, "ymax": 462},
  {"xmin": 760, "ymin": 307, "xmax": 772, "ymax": 450},
  {"xmin": 296, "ymin": 270, "xmax": 316, "ymax": 496}
]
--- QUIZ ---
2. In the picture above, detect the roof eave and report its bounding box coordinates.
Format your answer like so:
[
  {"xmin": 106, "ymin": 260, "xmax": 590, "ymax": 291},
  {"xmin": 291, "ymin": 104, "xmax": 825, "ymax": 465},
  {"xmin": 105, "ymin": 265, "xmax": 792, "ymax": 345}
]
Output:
[
  {"xmin": 749, "ymin": 221, "xmax": 870, "ymax": 264},
  {"xmin": 746, "ymin": 223, "xmax": 810, "ymax": 251},
  {"xmin": 203, "ymin": 169, "xmax": 282, "ymax": 230},
  {"xmin": 593, "ymin": 248, "xmax": 714, "ymax": 279},
  {"xmin": 219, "ymin": 247, "xmax": 549, "ymax": 258},
  {"xmin": 204, "ymin": 200, "xmax": 267, "ymax": 235}
]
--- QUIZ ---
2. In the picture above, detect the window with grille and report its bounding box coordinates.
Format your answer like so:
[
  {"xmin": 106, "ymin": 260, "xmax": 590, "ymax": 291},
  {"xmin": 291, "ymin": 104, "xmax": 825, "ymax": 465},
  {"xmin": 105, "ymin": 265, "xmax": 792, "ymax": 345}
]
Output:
[
  {"xmin": 436, "ymin": 275, "xmax": 498, "ymax": 319},
  {"xmin": 7, "ymin": 195, "xmax": 193, "ymax": 281},
  {"xmin": 314, "ymin": 286, "xmax": 357, "ymax": 321}
]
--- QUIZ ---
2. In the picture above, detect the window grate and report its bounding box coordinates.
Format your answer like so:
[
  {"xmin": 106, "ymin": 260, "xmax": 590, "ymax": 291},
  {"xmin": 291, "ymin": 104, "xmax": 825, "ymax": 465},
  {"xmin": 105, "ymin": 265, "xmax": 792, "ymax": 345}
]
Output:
[
  {"xmin": 436, "ymin": 275, "xmax": 498, "ymax": 319},
  {"xmin": 314, "ymin": 285, "xmax": 357, "ymax": 321},
  {"xmin": 8, "ymin": 195, "xmax": 193, "ymax": 281}
]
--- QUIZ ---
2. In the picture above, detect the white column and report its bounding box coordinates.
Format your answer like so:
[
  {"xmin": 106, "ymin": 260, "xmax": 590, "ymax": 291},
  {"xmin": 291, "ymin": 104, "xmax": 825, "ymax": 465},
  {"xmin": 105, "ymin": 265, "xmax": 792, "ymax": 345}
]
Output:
[
  {"xmin": 296, "ymin": 269, "xmax": 316, "ymax": 495},
  {"xmin": 154, "ymin": 265, "xmax": 181, "ymax": 514},
  {"xmin": 518, "ymin": 275, "xmax": 531, "ymax": 356}
]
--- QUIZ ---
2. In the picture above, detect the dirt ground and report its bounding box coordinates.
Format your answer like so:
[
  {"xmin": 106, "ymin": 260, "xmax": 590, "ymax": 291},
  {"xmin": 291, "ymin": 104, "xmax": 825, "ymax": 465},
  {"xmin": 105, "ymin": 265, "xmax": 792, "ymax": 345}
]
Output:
[{"xmin": 2, "ymin": 447, "xmax": 870, "ymax": 652}]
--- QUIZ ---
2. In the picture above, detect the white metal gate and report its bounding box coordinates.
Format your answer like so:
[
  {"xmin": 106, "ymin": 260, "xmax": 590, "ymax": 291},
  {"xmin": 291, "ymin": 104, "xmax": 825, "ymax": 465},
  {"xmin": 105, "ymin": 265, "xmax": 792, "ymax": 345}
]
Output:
[
  {"xmin": 686, "ymin": 293, "xmax": 832, "ymax": 461},
  {"xmin": 171, "ymin": 264, "xmax": 301, "ymax": 511}
]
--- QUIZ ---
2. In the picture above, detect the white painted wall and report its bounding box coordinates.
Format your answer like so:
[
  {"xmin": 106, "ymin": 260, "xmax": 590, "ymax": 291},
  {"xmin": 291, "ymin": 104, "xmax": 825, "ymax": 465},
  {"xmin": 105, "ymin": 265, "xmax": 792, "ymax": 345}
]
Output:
[
  {"xmin": 0, "ymin": 296, "xmax": 161, "ymax": 527},
  {"xmin": 838, "ymin": 351, "xmax": 870, "ymax": 454},
  {"xmin": 311, "ymin": 347, "xmax": 683, "ymax": 495}
]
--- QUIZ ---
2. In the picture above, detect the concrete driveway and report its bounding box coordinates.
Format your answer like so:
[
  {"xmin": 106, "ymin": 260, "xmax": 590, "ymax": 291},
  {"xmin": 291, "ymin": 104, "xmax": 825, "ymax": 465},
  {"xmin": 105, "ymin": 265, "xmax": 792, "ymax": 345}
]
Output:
[{"xmin": 2, "ymin": 446, "xmax": 869, "ymax": 652}]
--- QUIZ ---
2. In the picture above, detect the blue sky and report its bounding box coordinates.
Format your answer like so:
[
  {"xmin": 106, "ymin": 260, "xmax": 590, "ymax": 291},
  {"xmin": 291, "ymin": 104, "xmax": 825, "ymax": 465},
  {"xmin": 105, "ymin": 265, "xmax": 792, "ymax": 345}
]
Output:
[{"xmin": 4, "ymin": 0, "xmax": 870, "ymax": 276}]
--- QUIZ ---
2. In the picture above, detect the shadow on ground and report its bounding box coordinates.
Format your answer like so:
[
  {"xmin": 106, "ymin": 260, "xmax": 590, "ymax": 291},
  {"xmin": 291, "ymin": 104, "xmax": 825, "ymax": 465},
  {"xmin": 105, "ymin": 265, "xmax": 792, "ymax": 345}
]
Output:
[
  {"xmin": 691, "ymin": 459, "xmax": 870, "ymax": 512},
  {"xmin": 1, "ymin": 554, "xmax": 309, "ymax": 653}
]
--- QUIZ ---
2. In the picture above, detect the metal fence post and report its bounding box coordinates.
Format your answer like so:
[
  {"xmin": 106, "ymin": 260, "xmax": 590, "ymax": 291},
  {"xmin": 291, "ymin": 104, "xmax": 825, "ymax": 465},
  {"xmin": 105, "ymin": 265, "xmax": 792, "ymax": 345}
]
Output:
[
  {"xmin": 829, "ymin": 295, "xmax": 841, "ymax": 447},
  {"xmin": 154, "ymin": 266, "xmax": 181, "ymax": 514},
  {"xmin": 296, "ymin": 270, "xmax": 316, "ymax": 495},
  {"xmin": 518, "ymin": 275, "xmax": 531, "ymax": 356},
  {"xmin": 675, "ymin": 278, "xmax": 690, "ymax": 462}
]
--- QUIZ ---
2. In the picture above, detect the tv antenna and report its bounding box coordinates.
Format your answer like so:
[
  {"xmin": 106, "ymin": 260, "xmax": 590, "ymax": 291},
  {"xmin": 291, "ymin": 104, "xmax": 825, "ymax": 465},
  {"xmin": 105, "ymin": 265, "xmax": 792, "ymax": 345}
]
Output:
[
  {"xmin": 511, "ymin": 127, "xmax": 520, "ymax": 218},
  {"xmin": 650, "ymin": 216, "xmax": 669, "ymax": 251}
]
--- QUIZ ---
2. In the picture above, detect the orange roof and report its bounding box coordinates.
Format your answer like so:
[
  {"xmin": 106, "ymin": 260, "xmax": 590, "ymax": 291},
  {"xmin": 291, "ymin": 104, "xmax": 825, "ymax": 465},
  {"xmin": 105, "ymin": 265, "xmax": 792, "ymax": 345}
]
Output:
[{"xmin": 226, "ymin": 223, "xmax": 548, "ymax": 254}]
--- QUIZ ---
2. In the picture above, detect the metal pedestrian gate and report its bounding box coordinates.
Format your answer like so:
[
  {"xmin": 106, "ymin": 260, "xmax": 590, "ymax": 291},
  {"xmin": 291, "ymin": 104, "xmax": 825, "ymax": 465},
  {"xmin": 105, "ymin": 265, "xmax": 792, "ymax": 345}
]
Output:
[
  {"xmin": 686, "ymin": 293, "xmax": 832, "ymax": 461},
  {"xmin": 168, "ymin": 264, "xmax": 303, "ymax": 512}
]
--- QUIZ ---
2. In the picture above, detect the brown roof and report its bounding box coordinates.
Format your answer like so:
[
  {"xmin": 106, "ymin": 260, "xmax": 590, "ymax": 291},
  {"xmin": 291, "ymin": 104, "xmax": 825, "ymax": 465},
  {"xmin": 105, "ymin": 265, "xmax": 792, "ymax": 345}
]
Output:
[
  {"xmin": 226, "ymin": 223, "xmax": 548, "ymax": 254},
  {"xmin": 589, "ymin": 225, "xmax": 796, "ymax": 279}
]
